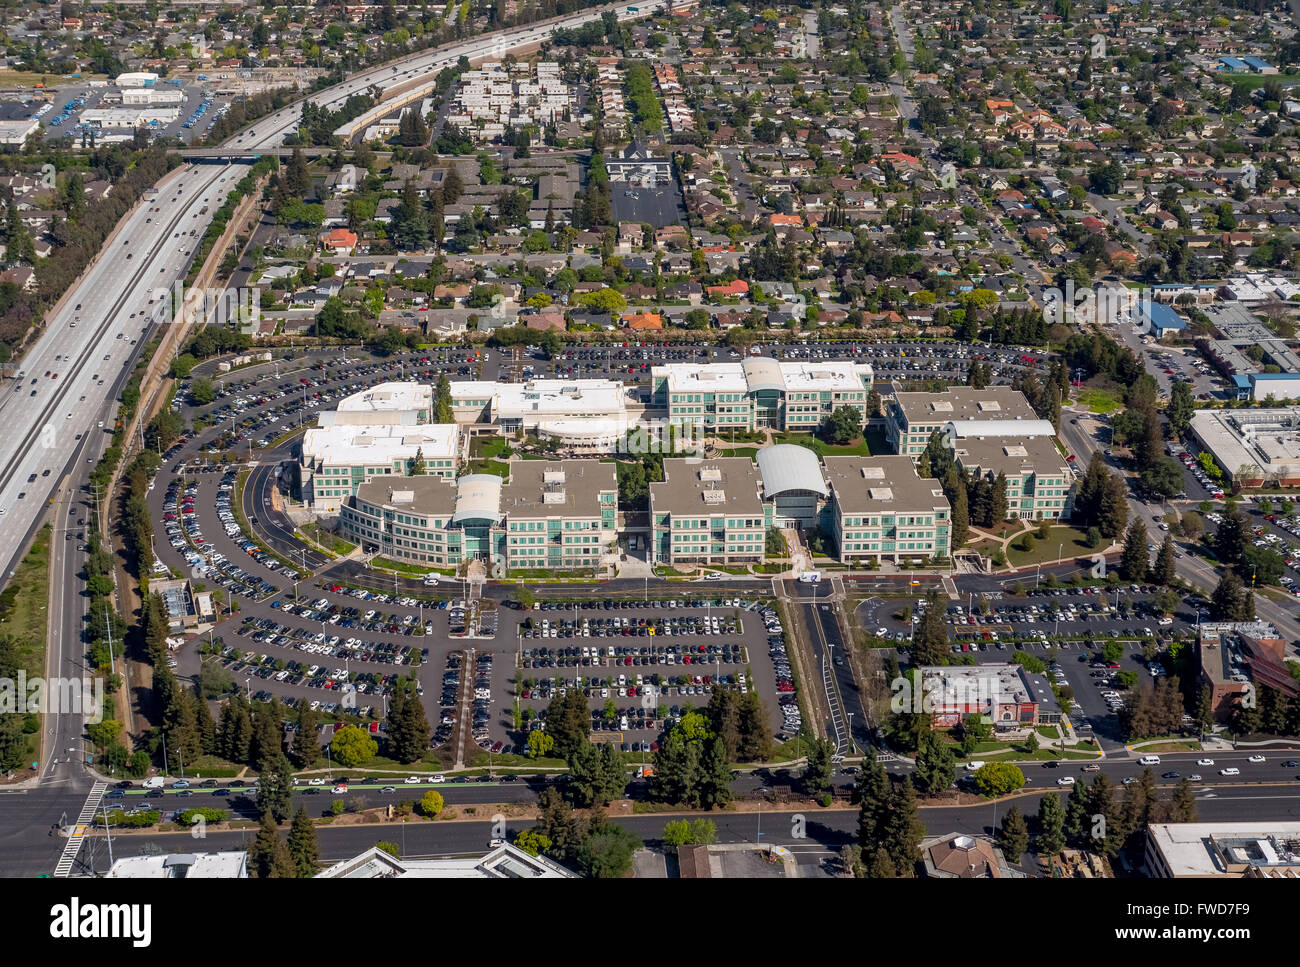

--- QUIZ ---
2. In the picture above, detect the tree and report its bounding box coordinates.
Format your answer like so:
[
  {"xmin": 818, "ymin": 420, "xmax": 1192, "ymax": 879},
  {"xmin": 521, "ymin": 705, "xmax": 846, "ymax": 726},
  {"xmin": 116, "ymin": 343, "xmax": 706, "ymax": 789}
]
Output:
[
  {"xmin": 997, "ymin": 805, "xmax": 1029, "ymax": 865},
  {"xmin": 291, "ymin": 703, "xmax": 321, "ymax": 769},
  {"xmin": 287, "ymin": 807, "xmax": 319, "ymax": 877},
  {"xmin": 330, "ymin": 724, "xmax": 377, "ymax": 767},
  {"xmin": 971, "ymin": 762, "xmax": 1025, "ymax": 797},
  {"xmin": 989, "ymin": 473, "xmax": 1009, "ymax": 524},
  {"xmin": 1167, "ymin": 380, "xmax": 1195, "ymax": 437},
  {"xmin": 256, "ymin": 752, "xmax": 295, "ymax": 823},
  {"xmin": 1211, "ymin": 570, "xmax": 1250, "ymax": 622},
  {"xmin": 818, "ymin": 405, "xmax": 862, "ymax": 445},
  {"xmin": 567, "ymin": 740, "xmax": 628, "ymax": 806},
  {"xmin": 577, "ymin": 814, "xmax": 641, "ymax": 878},
  {"xmin": 662, "ymin": 818, "xmax": 717, "ymax": 851},
  {"xmin": 912, "ymin": 730, "xmax": 956, "ymax": 796},
  {"xmin": 527, "ymin": 729, "xmax": 555, "ymax": 759},
  {"xmin": 545, "ymin": 689, "xmax": 591, "ymax": 759},
  {"xmin": 514, "ymin": 828, "xmax": 552, "ymax": 857},
  {"xmin": 1214, "ymin": 503, "xmax": 1249, "ymax": 568},
  {"xmin": 911, "ymin": 590, "xmax": 950, "ymax": 667},
  {"xmin": 1119, "ymin": 518, "xmax": 1149, "ymax": 582},
  {"xmin": 802, "ymin": 736, "xmax": 836, "ymax": 797},
  {"xmin": 419, "ymin": 790, "xmax": 445, "ymax": 817},
  {"xmin": 248, "ymin": 813, "xmax": 295, "ymax": 878},
  {"xmin": 1036, "ymin": 792, "xmax": 1067, "ymax": 856},
  {"xmin": 1153, "ymin": 537, "xmax": 1176, "ymax": 586},
  {"xmin": 386, "ymin": 686, "xmax": 430, "ymax": 763}
]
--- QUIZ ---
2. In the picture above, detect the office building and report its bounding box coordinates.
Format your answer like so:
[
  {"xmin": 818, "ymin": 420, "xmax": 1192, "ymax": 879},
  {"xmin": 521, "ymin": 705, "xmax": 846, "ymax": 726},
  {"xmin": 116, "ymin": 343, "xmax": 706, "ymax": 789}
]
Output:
[{"xmin": 822, "ymin": 455, "xmax": 952, "ymax": 563}]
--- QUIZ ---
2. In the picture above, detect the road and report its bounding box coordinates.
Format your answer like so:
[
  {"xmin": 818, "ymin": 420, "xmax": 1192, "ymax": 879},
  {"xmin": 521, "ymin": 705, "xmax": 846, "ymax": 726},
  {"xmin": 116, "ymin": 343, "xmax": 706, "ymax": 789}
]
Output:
[
  {"xmin": 1058, "ymin": 410, "xmax": 1300, "ymax": 649},
  {"xmin": 0, "ymin": 163, "xmax": 241, "ymax": 581},
  {"xmin": 884, "ymin": 5, "xmax": 1047, "ymax": 287}
]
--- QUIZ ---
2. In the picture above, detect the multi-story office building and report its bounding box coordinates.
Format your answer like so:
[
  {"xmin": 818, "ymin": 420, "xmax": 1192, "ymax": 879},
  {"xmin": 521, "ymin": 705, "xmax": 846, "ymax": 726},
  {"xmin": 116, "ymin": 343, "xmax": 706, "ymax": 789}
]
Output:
[
  {"xmin": 822, "ymin": 455, "xmax": 952, "ymax": 563},
  {"xmin": 450, "ymin": 377, "xmax": 641, "ymax": 449},
  {"xmin": 885, "ymin": 386, "xmax": 1044, "ymax": 460},
  {"xmin": 649, "ymin": 457, "xmax": 768, "ymax": 566},
  {"xmin": 952, "ymin": 435, "xmax": 1072, "ymax": 521},
  {"xmin": 301, "ymin": 382, "xmax": 461, "ymax": 513},
  {"xmin": 651, "ymin": 359, "xmax": 873, "ymax": 433},
  {"xmin": 339, "ymin": 460, "xmax": 617, "ymax": 570}
]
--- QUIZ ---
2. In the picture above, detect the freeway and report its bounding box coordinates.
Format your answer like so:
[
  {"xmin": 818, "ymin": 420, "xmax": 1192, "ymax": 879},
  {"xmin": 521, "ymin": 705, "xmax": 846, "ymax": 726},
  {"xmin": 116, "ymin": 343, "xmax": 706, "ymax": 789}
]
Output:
[{"xmin": 0, "ymin": 162, "xmax": 240, "ymax": 581}]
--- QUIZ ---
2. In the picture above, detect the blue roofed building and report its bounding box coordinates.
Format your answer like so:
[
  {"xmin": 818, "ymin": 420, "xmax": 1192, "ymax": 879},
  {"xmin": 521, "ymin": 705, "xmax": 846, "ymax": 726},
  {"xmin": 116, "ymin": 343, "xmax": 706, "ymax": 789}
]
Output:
[
  {"xmin": 1140, "ymin": 301, "xmax": 1188, "ymax": 339},
  {"xmin": 1218, "ymin": 56, "xmax": 1248, "ymax": 72}
]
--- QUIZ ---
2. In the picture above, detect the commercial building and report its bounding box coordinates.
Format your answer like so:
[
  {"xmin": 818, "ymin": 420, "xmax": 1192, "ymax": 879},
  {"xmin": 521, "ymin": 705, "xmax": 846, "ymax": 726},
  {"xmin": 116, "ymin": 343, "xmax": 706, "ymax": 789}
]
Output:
[
  {"xmin": 0, "ymin": 118, "xmax": 39, "ymax": 145},
  {"xmin": 1197, "ymin": 622, "xmax": 1296, "ymax": 724},
  {"xmin": 921, "ymin": 834, "xmax": 1026, "ymax": 878},
  {"xmin": 822, "ymin": 455, "xmax": 951, "ymax": 563},
  {"xmin": 340, "ymin": 460, "xmax": 617, "ymax": 570},
  {"xmin": 450, "ymin": 377, "xmax": 641, "ymax": 449},
  {"xmin": 1146, "ymin": 822, "xmax": 1300, "ymax": 877},
  {"xmin": 1188, "ymin": 408, "xmax": 1300, "ymax": 486},
  {"xmin": 1140, "ymin": 301, "xmax": 1188, "ymax": 339},
  {"xmin": 107, "ymin": 852, "xmax": 249, "ymax": 878},
  {"xmin": 317, "ymin": 842, "xmax": 576, "ymax": 878},
  {"xmin": 952, "ymin": 434, "xmax": 1073, "ymax": 520},
  {"xmin": 649, "ymin": 457, "xmax": 767, "ymax": 567},
  {"xmin": 756, "ymin": 444, "xmax": 827, "ymax": 529},
  {"xmin": 301, "ymin": 381, "xmax": 462, "ymax": 513},
  {"xmin": 913, "ymin": 662, "xmax": 1061, "ymax": 731},
  {"xmin": 651, "ymin": 359, "xmax": 874, "ymax": 433},
  {"xmin": 885, "ymin": 386, "xmax": 1044, "ymax": 460}
]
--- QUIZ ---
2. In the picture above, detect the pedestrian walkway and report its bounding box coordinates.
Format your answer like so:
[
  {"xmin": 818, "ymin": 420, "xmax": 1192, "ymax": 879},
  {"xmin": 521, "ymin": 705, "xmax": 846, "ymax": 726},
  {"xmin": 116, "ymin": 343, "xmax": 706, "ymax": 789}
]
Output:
[{"xmin": 53, "ymin": 781, "xmax": 107, "ymax": 877}]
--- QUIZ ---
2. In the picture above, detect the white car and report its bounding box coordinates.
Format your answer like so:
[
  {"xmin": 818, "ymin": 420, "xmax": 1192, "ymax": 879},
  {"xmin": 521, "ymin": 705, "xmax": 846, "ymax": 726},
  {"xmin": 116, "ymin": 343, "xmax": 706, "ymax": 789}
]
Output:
[
  {"xmin": 1057, "ymin": 776, "xmax": 1076, "ymax": 786},
  {"xmin": 1248, "ymin": 755, "xmax": 1266, "ymax": 763},
  {"xmin": 308, "ymin": 777, "xmax": 326, "ymax": 786},
  {"xmin": 429, "ymin": 774, "xmax": 446, "ymax": 783},
  {"xmin": 1220, "ymin": 767, "xmax": 1240, "ymax": 776},
  {"xmin": 1196, "ymin": 758, "xmax": 1215, "ymax": 766},
  {"xmin": 404, "ymin": 776, "xmax": 420, "ymax": 784}
]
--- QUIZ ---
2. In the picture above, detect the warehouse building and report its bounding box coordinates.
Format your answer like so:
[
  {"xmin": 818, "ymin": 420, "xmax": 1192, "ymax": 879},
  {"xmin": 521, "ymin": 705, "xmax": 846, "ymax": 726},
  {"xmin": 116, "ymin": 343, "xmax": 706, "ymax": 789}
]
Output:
[
  {"xmin": 1188, "ymin": 407, "xmax": 1300, "ymax": 486},
  {"xmin": 651, "ymin": 359, "xmax": 874, "ymax": 433}
]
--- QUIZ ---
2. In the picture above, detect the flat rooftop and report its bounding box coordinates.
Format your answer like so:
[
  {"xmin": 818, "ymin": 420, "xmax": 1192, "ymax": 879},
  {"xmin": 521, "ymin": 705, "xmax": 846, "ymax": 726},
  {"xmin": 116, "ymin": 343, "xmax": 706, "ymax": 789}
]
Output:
[
  {"xmin": 107, "ymin": 852, "xmax": 249, "ymax": 878},
  {"xmin": 302, "ymin": 421, "xmax": 459, "ymax": 467},
  {"xmin": 822, "ymin": 455, "xmax": 949, "ymax": 516},
  {"xmin": 651, "ymin": 457, "xmax": 764, "ymax": 517},
  {"xmin": 653, "ymin": 360, "xmax": 873, "ymax": 396},
  {"xmin": 954, "ymin": 434, "xmax": 1069, "ymax": 478},
  {"xmin": 499, "ymin": 460, "xmax": 616, "ymax": 519},
  {"xmin": 1190, "ymin": 407, "xmax": 1300, "ymax": 477},
  {"xmin": 1149, "ymin": 822, "xmax": 1300, "ymax": 877},
  {"xmin": 336, "ymin": 381, "xmax": 433, "ymax": 415},
  {"xmin": 451, "ymin": 378, "xmax": 631, "ymax": 418},
  {"xmin": 892, "ymin": 386, "xmax": 1038, "ymax": 426}
]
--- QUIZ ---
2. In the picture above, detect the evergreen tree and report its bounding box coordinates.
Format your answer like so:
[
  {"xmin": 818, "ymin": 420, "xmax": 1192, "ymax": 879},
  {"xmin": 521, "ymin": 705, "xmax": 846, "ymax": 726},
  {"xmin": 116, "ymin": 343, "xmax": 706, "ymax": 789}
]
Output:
[
  {"xmin": 997, "ymin": 805, "xmax": 1029, "ymax": 865},
  {"xmin": 1064, "ymin": 780, "xmax": 1090, "ymax": 846},
  {"xmin": 1153, "ymin": 536, "xmax": 1176, "ymax": 586},
  {"xmin": 880, "ymin": 778, "xmax": 925, "ymax": 876},
  {"xmin": 257, "ymin": 752, "xmax": 295, "ymax": 823},
  {"xmin": 912, "ymin": 730, "xmax": 956, "ymax": 796},
  {"xmin": 387, "ymin": 686, "xmax": 431, "ymax": 764},
  {"xmin": 287, "ymin": 806, "xmax": 320, "ymax": 877},
  {"xmin": 1120, "ymin": 519, "xmax": 1149, "ymax": 582},
  {"xmin": 248, "ymin": 813, "xmax": 295, "ymax": 878},
  {"xmin": 911, "ymin": 590, "xmax": 950, "ymax": 667},
  {"xmin": 1036, "ymin": 791, "xmax": 1066, "ymax": 856},
  {"xmin": 291, "ymin": 702, "xmax": 321, "ymax": 768},
  {"xmin": 989, "ymin": 473, "xmax": 1009, "ymax": 524}
]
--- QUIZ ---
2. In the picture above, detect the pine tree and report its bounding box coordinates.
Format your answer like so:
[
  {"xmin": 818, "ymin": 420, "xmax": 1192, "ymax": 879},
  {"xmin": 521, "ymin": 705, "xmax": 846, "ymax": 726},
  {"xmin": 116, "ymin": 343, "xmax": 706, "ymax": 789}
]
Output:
[
  {"xmin": 287, "ymin": 807, "xmax": 320, "ymax": 877},
  {"xmin": 1036, "ymin": 791, "xmax": 1066, "ymax": 856},
  {"xmin": 1153, "ymin": 536, "xmax": 1176, "ymax": 586},
  {"xmin": 997, "ymin": 805, "xmax": 1029, "ymax": 864},
  {"xmin": 257, "ymin": 752, "xmax": 295, "ymax": 823},
  {"xmin": 194, "ymin": 690, "xmax": 217, "ymax": 756},
  {"xmin": 291, "ymin": 702, "xmax": 321, "ymax": 769},
  {"xmin": 989, "ymin": 473, "xmax": 1009, "ymax": 524},
  {"xmin": 1172, "ymin": 777, "xmax": 1198, "ymax": 823},
  {"xmin": 248, "ymin": 813, "xmax": 295, "ymax": 878},
  {"xmin": 1120, "ymin": 518, "xmax": 1149, "ymax": 582},
  {"xmin": 1064, "ymin": 781, "xmax": 1090, "ymax": 847},
  {"xmin": 911, "ymin": 590, "xmax": 950, "ymax": 667},
  {"xmin": 387, "ymin": 686, "xmax": 431, "ymax": 764},
  {"xmin": 946, "ymin": 467, "xmax": 969, "ymax": 548},
  {"xmin": 880, "ymin": 778, "xmax": 925, "ymax": 876}
]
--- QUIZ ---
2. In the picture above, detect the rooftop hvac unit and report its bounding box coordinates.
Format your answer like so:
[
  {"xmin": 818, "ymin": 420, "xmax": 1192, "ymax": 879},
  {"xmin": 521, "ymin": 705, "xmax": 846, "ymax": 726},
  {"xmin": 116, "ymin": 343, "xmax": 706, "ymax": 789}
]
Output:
[
  {"xmin": 699, "ymin": 467, "xmax": 722, "ymax": 482},
  {"xmin": 543, "ymin": 470, "xmax": 566, "ymax": 485},
  {"xmin": 860, "ymin": 466, "xmax": 886, "ymax": 479},
  {"xmin": 702, "ymin": 489, "xmax": 725, "ymax": 504},
  {"xmin": 543, "ymin": 490, "xmax": 566, "ymax": 504}
]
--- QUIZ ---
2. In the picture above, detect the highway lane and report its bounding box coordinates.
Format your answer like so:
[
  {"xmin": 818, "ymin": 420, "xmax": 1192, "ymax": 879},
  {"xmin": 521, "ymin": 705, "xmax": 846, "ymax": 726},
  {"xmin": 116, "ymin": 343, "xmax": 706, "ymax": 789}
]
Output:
[{"xmin": 0, "ymin": 162, "xmax": 241, "ymax": 581}]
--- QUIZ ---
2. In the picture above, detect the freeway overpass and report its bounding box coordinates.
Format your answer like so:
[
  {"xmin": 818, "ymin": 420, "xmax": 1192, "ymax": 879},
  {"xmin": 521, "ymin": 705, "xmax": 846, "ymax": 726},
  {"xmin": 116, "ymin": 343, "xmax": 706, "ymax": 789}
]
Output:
[{"xmin": 171, "ymin": 146, "xmax": 334, "ymax": 162}]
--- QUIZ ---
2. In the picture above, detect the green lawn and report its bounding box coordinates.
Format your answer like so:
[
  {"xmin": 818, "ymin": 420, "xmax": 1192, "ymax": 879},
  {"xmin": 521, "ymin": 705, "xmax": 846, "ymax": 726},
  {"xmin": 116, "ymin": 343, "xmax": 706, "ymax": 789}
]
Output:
[
  {"xmin": 1076, "ymin": 387, "xmax": 1122, "ymax": 414},
  {"xmin": 771, "ymin": 432, "xmax": 871, "ymax": 458},
  {"xmin": 1003, "ymin": 524, "xmax": 1099, "ymax": 568},
  {"xmin": 0, "ymin": 524, "xmax": 52, "ymax": 677},
  {"xmin": 471, "ymin": 436, "xmax": 512, "ymax": 460},
  {"xmin": 297, "ymin": 521, "xmax": 357, "ymax": 556},
  {"xmin": 465, "ymin": 459, "xmax": 510, "ymax": 477}
]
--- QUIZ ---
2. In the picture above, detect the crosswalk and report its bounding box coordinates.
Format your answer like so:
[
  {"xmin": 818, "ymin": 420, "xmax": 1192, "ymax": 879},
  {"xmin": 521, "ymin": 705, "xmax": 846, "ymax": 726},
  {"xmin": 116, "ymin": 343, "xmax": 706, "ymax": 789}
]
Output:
[{"xmin": 52, "ymin": 781, "xmax": 107, "ymax": 877}]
